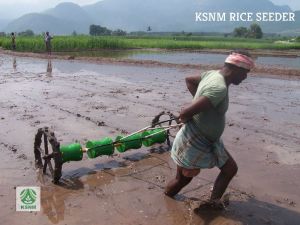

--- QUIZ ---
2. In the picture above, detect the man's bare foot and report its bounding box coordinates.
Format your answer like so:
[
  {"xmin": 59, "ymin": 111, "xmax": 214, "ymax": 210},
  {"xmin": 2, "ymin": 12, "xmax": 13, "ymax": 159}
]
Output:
[{"xmin": 193, "ymin": 199, "xmax": 226, "ymax": 213}]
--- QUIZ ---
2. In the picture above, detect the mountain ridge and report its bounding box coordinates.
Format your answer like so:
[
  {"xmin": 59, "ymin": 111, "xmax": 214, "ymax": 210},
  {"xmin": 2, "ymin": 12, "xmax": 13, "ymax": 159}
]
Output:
[{"xmin": 2, "ymin": 0, "xmax": 299, "ymax": 35}]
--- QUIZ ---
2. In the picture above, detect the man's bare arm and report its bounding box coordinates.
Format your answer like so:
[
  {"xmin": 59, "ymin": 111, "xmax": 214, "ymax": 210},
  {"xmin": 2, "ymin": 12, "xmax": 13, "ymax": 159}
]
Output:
[
  {"xmin": 185, "ymin": 75, "xmax": 201, "ymax": 97},
  {"xmin": 179, "ymin": 96, "xmax": 213, "ymax": 123}
]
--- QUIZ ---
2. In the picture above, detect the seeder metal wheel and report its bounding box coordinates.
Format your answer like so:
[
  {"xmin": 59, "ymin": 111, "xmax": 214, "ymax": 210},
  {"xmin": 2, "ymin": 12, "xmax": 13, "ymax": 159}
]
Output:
[
  {"xmin": 34, "ymin": 127, "xmax": 63, "ymax": 184},
  {"xmin": 151, "ymin": 111, "xmax": 181, "ymax": 146}
]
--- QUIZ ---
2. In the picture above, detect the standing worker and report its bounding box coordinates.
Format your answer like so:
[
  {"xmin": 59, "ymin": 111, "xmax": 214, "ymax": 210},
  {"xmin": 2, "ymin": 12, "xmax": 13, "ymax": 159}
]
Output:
[
  {"xmin": 11, "ymin": 32, "xmax": 16, "ymax": 50},
  {"xmin": 44, "ymin": 31, "xmax": 53, "ymax": 56},
  {"xmin": 165, "ymin": 50, "xmax": 255, "ymax": 210}
]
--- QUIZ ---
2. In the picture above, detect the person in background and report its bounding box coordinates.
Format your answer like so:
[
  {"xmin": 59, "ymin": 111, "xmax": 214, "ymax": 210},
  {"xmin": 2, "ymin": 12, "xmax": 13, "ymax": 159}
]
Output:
[
  {"xmin": 44, "ymin": 31, "xmax": 53, "ymax": 56},
  {"xmin": 165, "ymin": 50, "xmax": 255, "ymax": 210},
  {"xmin": 11, "ymin": 32, "xmax": 16, "ymax": 50}
]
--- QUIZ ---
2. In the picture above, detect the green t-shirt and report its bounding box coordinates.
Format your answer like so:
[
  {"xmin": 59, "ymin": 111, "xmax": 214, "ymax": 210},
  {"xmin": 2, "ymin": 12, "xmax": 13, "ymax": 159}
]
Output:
[{"xmin": 188, "ymin": 70, "xmax": 228, "ymax": 141}]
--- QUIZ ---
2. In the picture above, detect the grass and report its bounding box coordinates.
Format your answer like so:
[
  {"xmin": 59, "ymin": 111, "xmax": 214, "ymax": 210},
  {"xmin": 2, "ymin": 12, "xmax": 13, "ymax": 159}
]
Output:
[{"xmin": 0, "ymin": 35, "xmax": 300, "ymax": 52}]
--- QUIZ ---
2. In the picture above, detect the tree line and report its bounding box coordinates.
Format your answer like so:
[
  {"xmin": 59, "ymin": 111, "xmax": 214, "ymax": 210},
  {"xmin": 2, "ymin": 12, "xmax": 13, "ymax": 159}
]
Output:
[
  {"xmin": 233, "ymin": 23, "xmax": 263, "ymax": 39},
  {"xmin": 3, "ymin": 23, "xmax": 300, "ymax": 41},
  {"xmin": 0, "ymin": 29, "xmax": 35, "ymax": 37},
  {"xmin": 89, "ymin": 24, "xmax": 126, "ymax": 36}
]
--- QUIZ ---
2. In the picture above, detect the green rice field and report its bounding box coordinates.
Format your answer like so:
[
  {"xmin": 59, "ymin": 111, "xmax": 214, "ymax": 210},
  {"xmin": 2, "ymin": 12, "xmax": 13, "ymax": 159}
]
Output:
[{"xmin": 0, "ymin": 35, "xmax": 300, "ymax": 52}]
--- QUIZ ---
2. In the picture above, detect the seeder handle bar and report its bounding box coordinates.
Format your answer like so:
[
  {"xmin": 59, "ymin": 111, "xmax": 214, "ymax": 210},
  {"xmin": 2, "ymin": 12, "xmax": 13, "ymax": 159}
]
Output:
[{"xmin": 86, "ymin": 122, "xmax": 183, "ymax": 151}]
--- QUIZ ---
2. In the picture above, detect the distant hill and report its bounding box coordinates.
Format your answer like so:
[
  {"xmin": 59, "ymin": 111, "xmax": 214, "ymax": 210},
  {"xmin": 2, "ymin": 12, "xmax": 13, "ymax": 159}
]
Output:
[
  {"xmin": 5, "ymin": 13, "xmax": 73, "ymax": 35},
  {"xmin": 4, "ymin": 3, "xmax": 93, "ymax": 35},
  {"xmin": 83, "ymin": 0, "xmax": 297, "ymax": 33},
  {"xmin": 3, "ymin": 0, "xmax": 300, "ymax": 35},
  {"xmin": 44, "ymin": 2, "xmax": 92, "ymax": 24},
  {"xmin": 83, "ymin": 0, "xmax": 199, "ymax": 31}
]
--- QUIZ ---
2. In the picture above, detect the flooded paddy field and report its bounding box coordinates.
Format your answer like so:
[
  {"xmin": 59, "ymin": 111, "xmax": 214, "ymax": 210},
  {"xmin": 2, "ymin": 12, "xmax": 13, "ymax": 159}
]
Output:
[
  {"xmin": 0, "ymin": 52, "xmax": 299, "ymax": 225},
  {"xmin": 55, "ymin": 49, "xmax": 300, "ymax": 70}
]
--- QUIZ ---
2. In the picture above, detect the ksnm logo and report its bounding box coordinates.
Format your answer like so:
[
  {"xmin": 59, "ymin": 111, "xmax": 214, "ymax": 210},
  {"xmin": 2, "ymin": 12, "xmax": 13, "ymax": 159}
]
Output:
[
  {"xmin": 16, "ymin": 186, "xmax": 40, "ymax": 211},
  {"xmin": 20, "ymin": 188, "xmax": 37, "ymax": 205}
]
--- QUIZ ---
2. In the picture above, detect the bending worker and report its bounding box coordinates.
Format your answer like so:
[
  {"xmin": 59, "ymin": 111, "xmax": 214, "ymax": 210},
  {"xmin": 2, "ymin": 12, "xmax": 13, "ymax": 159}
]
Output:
[{"xmin": 165, "ymin": 50, "xmax": 255, "ymax": 209}]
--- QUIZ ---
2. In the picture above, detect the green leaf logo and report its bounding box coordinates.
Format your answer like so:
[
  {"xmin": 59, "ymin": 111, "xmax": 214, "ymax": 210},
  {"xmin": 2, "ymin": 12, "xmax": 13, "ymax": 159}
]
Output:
[{"xmin": 20, "ymin": 189, "xmax": 36, "ymax": 205}]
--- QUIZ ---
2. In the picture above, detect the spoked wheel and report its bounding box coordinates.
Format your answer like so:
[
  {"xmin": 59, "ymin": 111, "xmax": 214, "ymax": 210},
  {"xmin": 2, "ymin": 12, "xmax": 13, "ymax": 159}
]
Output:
[
  {"xmin": 151, "ymin": 111, "xmax": 181, "ymax": 146},
  {"xmin": 34, "ymin": 127, "xmax": 63, "ymax": 184}
]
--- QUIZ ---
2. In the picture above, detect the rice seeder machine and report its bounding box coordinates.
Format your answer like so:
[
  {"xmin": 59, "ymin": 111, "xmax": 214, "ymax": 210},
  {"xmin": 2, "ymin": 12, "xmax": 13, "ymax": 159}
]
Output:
[{"xmin": 34, "ymin": 111, "xmax": 182, "ymax": 184}]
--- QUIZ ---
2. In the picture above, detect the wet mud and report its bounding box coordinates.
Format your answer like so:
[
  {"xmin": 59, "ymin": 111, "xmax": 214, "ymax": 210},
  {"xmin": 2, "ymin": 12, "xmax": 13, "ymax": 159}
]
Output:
[{"xmin": 0, "ymin": 52, "xmax": 299, "ymax": 225}]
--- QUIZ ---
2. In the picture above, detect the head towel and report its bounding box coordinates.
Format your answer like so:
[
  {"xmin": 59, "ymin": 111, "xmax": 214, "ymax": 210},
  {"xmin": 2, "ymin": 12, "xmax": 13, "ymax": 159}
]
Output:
[{"xmin": 225, "ymin": 52, "xmax": 255, "ymax": 70}]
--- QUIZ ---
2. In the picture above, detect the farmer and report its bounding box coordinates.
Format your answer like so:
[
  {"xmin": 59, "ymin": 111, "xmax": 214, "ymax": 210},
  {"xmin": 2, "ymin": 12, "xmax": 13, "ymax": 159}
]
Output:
[
  {"xmin": 44, "ymin": 31, "xmax": 53, "ymax": 55},
  {"xmin": 11, "ymin": 32, "xmax": 16, "ymax": 50},
  {"xmin": 165, "ymin": 50, "xmax": 255, "ymax": 210}
]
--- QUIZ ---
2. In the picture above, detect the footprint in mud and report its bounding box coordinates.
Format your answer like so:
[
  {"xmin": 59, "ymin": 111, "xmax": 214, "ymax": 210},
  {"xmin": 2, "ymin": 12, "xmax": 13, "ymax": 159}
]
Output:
[
  {"xmin": 117, "ymin": 106, "xmax": 129, "ymax": 111},
  {"xmin": 109, "ymin": 89, "xmax": 125, "ymax": 94},
  {"xmin": 81, "ymin": 93, "xmax": 95, "ymax": 98},
  {"xmin": 17, "ymin": 154, "xmax": 27, "ymax": 160},
  {"xmin": 135, "ymin": 88, "xmax": 153, "ymax": 93},
  {"xmin": 10, "ymin": 145, "xmax": 18, "ymax": 152},
  {"xmin": 154, "ymin": 175, "xmax": 166, "ymax": 183},
  {"xmin": 115, "ymin": 128, "xmax": 129, "ymax": 134},
  {"xmin": 97, "ymin": 121, "xmax": 106, "ymax": 126},
  {"xmin": 275, "ymin": 197, "xmax": 296, "ymax": 207},
  {"xmin": 91, "ymin": 105, "xmax": 107, "ymax": 110},
  {"xmin": 1, "ymin": 143, "xmax": 19, "ymax": 152},
  {"xmin": 9, "ymin": 104, "xmax": 17, "ymax": 109}
]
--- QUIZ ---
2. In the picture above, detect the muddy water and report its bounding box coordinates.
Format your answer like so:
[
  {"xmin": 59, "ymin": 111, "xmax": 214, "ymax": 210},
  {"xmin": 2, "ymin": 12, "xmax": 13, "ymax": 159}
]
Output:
[
  {"xmin": 56, "ymin": 50, "xmax": 300, "ymax": 69},
  {"xmin": 127, "ymin": 51, "xmax": 300, "ymax": 69},
  {"xmin": 0, "ymin": 53, "xmax": 300, "ymax": 225}
]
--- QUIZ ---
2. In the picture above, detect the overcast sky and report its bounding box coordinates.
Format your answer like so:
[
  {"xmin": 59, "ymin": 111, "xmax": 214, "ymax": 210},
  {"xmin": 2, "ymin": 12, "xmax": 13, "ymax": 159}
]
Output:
[
  {"xmin": 0, "ymin": 0, "xmax": 299, "ymax": 19},
  {"xmin": 272, "ymin": 0, "xmax": 300, "ymax": 10}
]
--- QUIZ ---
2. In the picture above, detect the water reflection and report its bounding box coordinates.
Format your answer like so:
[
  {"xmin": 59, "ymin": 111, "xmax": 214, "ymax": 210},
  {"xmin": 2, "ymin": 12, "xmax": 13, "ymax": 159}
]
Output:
[
  {"xmin": 47, "ymin": 59, "xmax": 52, "ymax": 77},
  {"xmin": 41, "ymin": 187, "xmax": 66, "ymax": 224},
  {"xmin": 40, "ymin": 177, "xmax": 84, "ymax": 224},
  {"xmin": 36, "ymin": 167, "xmax": 85, "ymax": 224},
  {"xmin": 163, "ymin": 196, "xmax": 194, "ymax": 224},
  {"xmin": 13, "ymin": 57, "xmax": 17, "ymax": 71}
]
